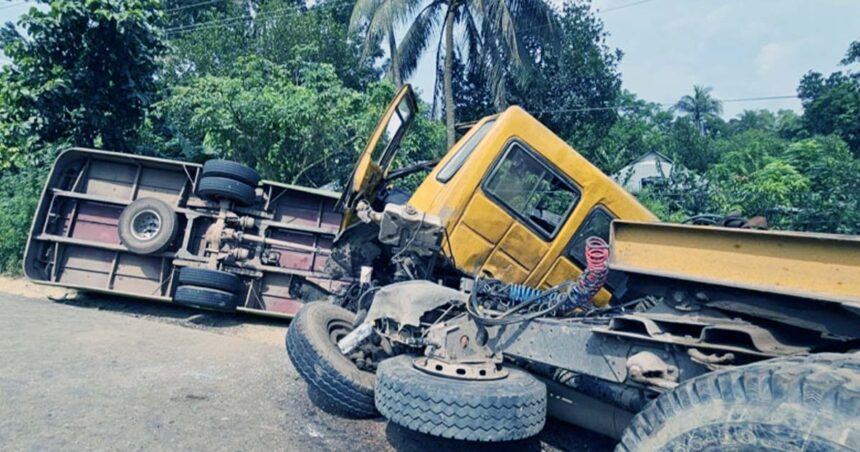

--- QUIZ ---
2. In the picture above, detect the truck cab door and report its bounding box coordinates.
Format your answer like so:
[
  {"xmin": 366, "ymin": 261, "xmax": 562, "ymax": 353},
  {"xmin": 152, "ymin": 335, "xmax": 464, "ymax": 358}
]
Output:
[
  {"xmin": 337, "ymin": 84, "xmax": 417, "ymax": 226},
  {"xmin": 449, "ymin": 141, "xmax": 581, "ymax": 284}
]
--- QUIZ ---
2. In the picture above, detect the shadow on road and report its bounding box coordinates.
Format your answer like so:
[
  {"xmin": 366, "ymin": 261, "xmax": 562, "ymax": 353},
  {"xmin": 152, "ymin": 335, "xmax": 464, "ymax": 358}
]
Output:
[
  {"xmin": 51, "ymin": 291, "xmax": 289, "ymax": 329},
  {"xmin": 384, "ymin": 418, "xmax": 615, "ymax": 451}
]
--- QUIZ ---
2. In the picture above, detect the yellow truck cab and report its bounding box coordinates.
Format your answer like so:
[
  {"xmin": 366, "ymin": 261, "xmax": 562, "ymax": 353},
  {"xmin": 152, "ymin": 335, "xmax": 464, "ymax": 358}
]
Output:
[{"xmin": 341, "ymin": 84, "xmax": 655, "ymax": 305}]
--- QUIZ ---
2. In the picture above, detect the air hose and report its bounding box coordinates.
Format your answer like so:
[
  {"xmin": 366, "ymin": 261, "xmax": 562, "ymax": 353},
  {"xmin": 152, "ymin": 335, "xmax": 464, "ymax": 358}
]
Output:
[{"xmin": 469, "ymin": 236, "xmax": 611, "ymax": 325}]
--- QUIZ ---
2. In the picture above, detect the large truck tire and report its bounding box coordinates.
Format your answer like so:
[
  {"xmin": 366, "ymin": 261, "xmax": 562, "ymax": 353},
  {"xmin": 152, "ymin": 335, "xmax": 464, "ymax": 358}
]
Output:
[
  {"xmin": 197, "ymin": 176, "xmax": 256, "ymax": 206},
  {"xmin": 118, "ymin": 198, "xmax": 177, "ymax": 255},
  {"xmin": 286, "ymin": 302, "xmax": 377, "ymax": 418},
  {"xmin": 617, "ymin": 353, "xmax": 860, "ymax": 451},
  {"xmin": 375, "ymin": 355, "xmax": 547, "ymax": 442},
  {"xmin": 173, "ymin": 286, "xmax": 237, "ymax": 312},
  {"xmin": 201, "ymin": 159, "xmax": 260, "ymax": 187},
  {"xmin": 178, "ymin": 267, "xmax": 242, "ymax": 293}
]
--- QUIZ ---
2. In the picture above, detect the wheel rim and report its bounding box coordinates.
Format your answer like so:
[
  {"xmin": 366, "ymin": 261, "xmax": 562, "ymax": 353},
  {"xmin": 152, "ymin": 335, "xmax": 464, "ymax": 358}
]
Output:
[
  {"xmin": 130, "ymin": 209, "xmax": 162, "ymax": 241},
  {"xmin": 327, "ymin": 318, "xmax": 353, "ymax": 345}
]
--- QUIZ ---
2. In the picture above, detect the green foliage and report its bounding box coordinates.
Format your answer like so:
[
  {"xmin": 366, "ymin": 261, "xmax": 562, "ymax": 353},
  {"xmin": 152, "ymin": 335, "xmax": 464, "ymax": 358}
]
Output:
[
  {"xmin": 165, "ymin": 1, "xmax": 379, "ymax": 90},
  {"xmin": 0, "ymin": 0, "xmax": 165, "ymax": 152},
  {"xmin": 635, "ymin": 189, "xmax": 687, "ymax": 223},
  {"xmin": 782, "ymin": 136, "xmax": 860, "ymax": 233},
  {"xmin": 0, "ymin": 166, "xmax": 46, "ymax": 274},
  {"xmin": 709, "ymin": 130, "xmax": 786, "ymax": 179},
  {"xmin": 614, "ymin": 68, "xmax": 860, "ymax": 235},
  {"xmin": 143, "ymin": 57, "xmax": 444, "ymax": 187},
  {"xmin": 587, "ymin": 91, "xmax": 670, "ymax": 174},
  {"xmin": 842, "ymin": 39, "xmax": 860, "ymax": 65},
  {"xmin": 511, "ymin": 0, "xmax": 622, "ymax": 147},
  {"xmin": 728, "ymin": 110, "xmax": 775, "ymax": 134},
  {"xmin": 712, "ymin": 160, "xmax": 809, "ymax": 221},
  {"xmin": 798, "ymin": 42, "xmax": 860, "ymax": 156}
]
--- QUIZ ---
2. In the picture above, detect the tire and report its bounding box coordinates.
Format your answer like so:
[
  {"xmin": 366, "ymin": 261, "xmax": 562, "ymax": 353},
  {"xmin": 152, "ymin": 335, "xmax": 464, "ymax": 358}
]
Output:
[
  {"xmin": 178, "ymin": 267, "xmax": 241, "ymax": 293},
  {"xmin": 197, "ymin": 176, "xmax": 256, "ymax": 206},
  {"xmin": 286, "ymin": 302, "xmax": 377, "ymax": 418},
  {"xmin": 375, "ymin": 355, "xmax": 547, "ymax": 442},
  {"xmin": 118, "ymin": 198, "xmax": 177, "ymax": 255},
  {"xmin": 174, "ymin": 285, "xmax": 237, "ymax": 311},
  {"xmin": 617, "ymin": 353, "xmax": 860, "ymax": 451},
  {"xmin": 201, "ymin": 159, "xmax": 260, "ymax": 187}
]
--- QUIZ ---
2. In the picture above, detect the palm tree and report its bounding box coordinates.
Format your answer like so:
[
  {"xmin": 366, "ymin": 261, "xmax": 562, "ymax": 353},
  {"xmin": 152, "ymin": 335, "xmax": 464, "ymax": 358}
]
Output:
[
  {"xmin": 674, "ymin": 85, "xmax": 723, "ymax": 135},
  {"xmin": 350, "ymin": 0, "xmax": 558, "ymax": 147}
]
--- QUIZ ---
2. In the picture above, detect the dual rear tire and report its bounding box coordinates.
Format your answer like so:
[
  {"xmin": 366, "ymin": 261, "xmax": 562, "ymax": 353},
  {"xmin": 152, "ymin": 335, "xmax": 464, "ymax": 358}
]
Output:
[
  {"xmin": 175, "ymin": 159, "xmax": 256, "ymax": 309},
  {"xmin": 197, "ymin": 159, "xmax": 260, "ymax": 206},
  {"xmin": 173, "ymin": 267, "xmax": 243, "ymax": 312},
  {"xmin": 117, "ymin": 159, "xmax": 260, "ymax": 256}
]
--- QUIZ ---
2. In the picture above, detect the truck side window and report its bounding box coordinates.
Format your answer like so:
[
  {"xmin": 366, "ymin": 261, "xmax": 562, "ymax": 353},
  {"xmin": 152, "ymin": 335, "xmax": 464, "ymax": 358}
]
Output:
[
  {"xmin": 436, "ymin": 119, "xmax": 496, "ymax": 183},
  {"xmin": 567, "ymin": 206, "xmax": 625, "ymax": 290},
  {"xmin": 484, "ymin": 142, "xmax": 580, "ymax": 239},
  {"xmin": 567, "ymin": 207, "xmax": 614, "ymax": 269}
]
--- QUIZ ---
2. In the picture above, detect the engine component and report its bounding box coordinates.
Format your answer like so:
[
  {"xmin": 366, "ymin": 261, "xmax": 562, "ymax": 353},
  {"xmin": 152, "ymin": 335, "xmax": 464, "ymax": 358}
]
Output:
[
  {"xmin": 418, "ymin": 313, "xmax": 506, "ymax": 381},
  {"xmin": 626, "ymin": 351, "xmax": 679, "ymax": 390},
  {"xmin": 338, "ymin": 322, "xmax": 374, "ymax": 355}
]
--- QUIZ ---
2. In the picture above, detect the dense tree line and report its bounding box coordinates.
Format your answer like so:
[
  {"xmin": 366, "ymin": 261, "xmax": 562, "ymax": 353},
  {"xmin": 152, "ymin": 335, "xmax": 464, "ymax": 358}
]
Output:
[{"xmin": 0, "ymin": 0, "xmax": 857, "ymax": 273}]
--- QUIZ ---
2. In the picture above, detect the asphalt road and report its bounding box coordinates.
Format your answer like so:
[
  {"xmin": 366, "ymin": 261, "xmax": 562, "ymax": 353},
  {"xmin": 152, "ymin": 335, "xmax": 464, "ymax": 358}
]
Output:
[{"xmin": 0, "ymin": 289, "xmax": 615, "ymax": 451}]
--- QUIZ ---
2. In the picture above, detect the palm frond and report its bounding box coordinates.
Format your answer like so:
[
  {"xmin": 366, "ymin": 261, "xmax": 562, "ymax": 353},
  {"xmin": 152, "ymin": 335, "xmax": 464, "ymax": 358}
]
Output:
[
  {"xmin": 349, "ymin": 0, "xmax": 385, "ymax": 32},
  {"xmin": 431, "ymin": 10, "xmax": 449, "ymax": 118},
  {"xmin": 461, "ymin": 6, "xmax": 482, "ymax": 75},
  {"xmin": 508, "ymin": 0, "xmax": 560, "ymax": 60},
  {"xmin": 364, "ymin": 0, "xmax": 426, "ymax": 56},
  {"xmin": 396, "ymin": 0, "xmax": 446, "ymax": 80}
]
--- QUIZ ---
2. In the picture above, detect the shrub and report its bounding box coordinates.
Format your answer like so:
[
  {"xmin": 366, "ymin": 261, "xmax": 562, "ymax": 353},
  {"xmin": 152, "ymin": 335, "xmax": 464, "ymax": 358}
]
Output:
[{"xmin": 0, "ymin": 167, "xmax": 47, "ymax": 274}]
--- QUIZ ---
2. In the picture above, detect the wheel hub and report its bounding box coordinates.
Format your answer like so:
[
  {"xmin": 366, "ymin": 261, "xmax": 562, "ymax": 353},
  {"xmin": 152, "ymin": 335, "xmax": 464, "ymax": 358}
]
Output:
[
  {"xmin": 130, "ymin": 209, "xmax": 162, "ymax": 241},
  {"xmin": 413, "ymin": 355, "xmax": 508, "ymax": 380}
]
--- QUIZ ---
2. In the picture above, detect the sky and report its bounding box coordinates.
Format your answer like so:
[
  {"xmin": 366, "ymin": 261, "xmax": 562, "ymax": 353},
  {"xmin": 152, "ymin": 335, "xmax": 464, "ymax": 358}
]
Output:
[
  {"xmin": 588, "ymin": 0, "xmax": 860, "ymax": 117},
  {"xmin": 2, "ymin": 0, "xmax": 858, "ymax": 118},
  {"xmin": 410, "ymin": 0, "xmax": 860, "ymax": 118}
]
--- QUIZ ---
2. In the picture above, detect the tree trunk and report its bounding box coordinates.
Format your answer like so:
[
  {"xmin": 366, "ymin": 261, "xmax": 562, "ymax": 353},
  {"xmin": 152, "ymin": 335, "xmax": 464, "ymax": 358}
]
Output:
[
  {"xmin": 387, "ymin": 27, "xmax": 402, "ymax": 87},
  {"xmin": 444, "ymin": 7, "xmax": 456, "ymax": 149}
]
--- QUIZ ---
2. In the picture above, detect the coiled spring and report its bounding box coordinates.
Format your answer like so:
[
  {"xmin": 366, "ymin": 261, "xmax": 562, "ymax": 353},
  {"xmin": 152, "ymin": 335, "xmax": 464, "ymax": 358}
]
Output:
[{"xmin": 508, "ymin": 284, "xmax": 544, "ymax": 303}]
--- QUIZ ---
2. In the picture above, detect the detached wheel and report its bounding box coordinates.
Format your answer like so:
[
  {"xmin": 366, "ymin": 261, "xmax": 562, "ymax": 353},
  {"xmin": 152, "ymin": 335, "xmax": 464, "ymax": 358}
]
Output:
[
  {"xmin": 286, "ymin": 302, "xmax": 377, "ymax": 418},
  {"xmin": 178, "ymin": 267, "xmax": 242, "ymax": 293},
  {"xmin": 618, "ymin": 353, "xmax": 860, "ymax": 451},
  {"xmin": 375, "ymin": 355, "xmax": 547, "ymax": 441},
  {"xmin": 174, "ymin": 286, "xmax": 237, "ymax": 312},
  {"xmin": 201, "ymin": 159, "xmax": 260, "ymax": 187},
  {"xmin": 197, "ymin": 176, "xmax": 256, "ymax": 206},
  {"xmin": 118, "ymin": 198, "xmax": 177, "ymax": 254}
]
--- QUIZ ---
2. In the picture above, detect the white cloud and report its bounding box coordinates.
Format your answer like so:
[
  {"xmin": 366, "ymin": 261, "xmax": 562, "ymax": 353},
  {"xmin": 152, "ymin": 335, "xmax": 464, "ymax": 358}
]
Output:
[{"xmin": 755, "ymin": 42, "xmax": 796, "ymax": 76}]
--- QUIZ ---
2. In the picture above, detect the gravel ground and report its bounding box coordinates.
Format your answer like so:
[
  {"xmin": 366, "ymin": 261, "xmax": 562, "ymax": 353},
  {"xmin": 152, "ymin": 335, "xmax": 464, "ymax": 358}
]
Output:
[{"xmin": 0, "ymin": 287, "xmax": 615, "ymax": 451}]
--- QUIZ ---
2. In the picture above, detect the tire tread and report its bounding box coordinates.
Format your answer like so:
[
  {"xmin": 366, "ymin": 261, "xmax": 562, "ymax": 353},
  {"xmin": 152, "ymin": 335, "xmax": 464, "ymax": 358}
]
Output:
[
  {"xmin": 375, "ymin": 355, "xmax": 546, "ymax": 442},
  {"xmin": 617, "ymin": 353, "xmax": 860, "ymax": 451},
  {"xmin": 286, "ymin": 303, "xmax": 377, "ymax": 418}
]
